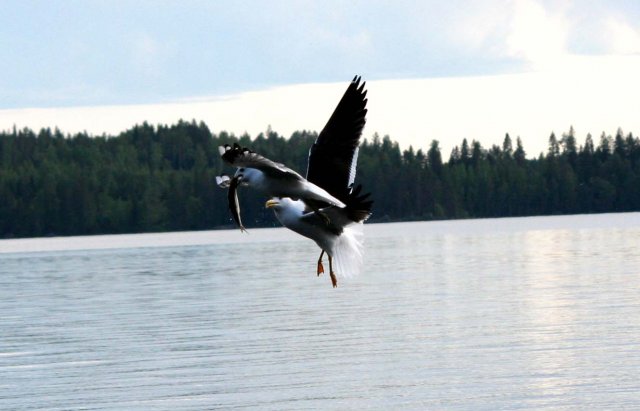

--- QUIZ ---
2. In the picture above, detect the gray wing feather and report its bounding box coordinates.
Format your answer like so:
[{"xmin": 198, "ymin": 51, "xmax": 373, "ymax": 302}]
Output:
[
  {"xmin": 347, "ymin": 147, "xmax": 359, "ymax": 188},
  {"xmin": 220, "ymin": 144, "xmax": 303, "ymax": 180},
  {"xmin": 299, "ymin": 206, "xmax": 354, "ymax": 235}
]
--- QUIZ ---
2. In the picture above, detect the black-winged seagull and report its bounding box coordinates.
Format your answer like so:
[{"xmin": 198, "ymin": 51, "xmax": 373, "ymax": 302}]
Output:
[
  {"xmin": 216, "ymin": 143, "xmax": 346, "ymax": 231},
  {"xmin": 217, "ymin": 76, "xmax": 373, "ymax": 287},
  {"xmin": 268, "ymin": 76, "xmax": 372, "ymax": 287}
]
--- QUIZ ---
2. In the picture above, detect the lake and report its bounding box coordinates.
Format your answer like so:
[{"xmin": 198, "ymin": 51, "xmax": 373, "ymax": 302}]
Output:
[{"xmin": 1, "ymin": 213, "xmax": 639, "ymax": 410}]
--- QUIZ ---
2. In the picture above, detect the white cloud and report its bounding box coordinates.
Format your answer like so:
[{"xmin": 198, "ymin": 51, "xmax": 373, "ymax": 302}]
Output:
[
  {"xmin": 3, "ymin": 57, "xmax": 640, "ymax": 159},
  {"xmin": 505, "ymin": 0, "xmax": 569, "ymax": 69},
  {"xmin": 445, "ymin": 0, "xmax": 640, "ymax": 70},
  {"xmin": 606, "ymin": 17, "xmax": 640, "ymax": 55},
  {"xmin": 3, "ymin": 0, "xmax": 640, "ymax": 159},
  {"xmin": 445, "ymin": 0, "xmax": 511, "ymax": 53}
]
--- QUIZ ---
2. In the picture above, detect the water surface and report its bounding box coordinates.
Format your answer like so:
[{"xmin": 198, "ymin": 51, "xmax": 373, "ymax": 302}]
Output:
[{"xmin": 1, "ymin": 213, "xmax": 639, "ymax": 409}]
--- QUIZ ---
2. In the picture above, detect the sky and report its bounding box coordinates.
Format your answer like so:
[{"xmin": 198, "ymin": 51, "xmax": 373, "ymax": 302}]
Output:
[{"xmin": 2, "ymin": 0, "xmax": 640, "ymax": 157}]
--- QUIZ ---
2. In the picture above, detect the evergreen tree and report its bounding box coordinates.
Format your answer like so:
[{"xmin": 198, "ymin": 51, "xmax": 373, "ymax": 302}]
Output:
[
  {"xmin": 502, "ymin": 133, "xmax": 513, "ymax": 158},
  {"xmin": 514, "ymin": 137, "xmax": 526, "ymax": 165},
  {"xmin": 427, "ymin": 140, "xmax": 443, "ymax": 176},
  {"xmin": 0, "ymin": 123, "xmax": 639, "ymax": 238},
  {"xmin": 548, "ymin": 132, "xmax": 560, "ymax": 157}
]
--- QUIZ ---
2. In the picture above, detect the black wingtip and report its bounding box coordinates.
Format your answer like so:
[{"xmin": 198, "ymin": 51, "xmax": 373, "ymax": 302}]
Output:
[
  {"xmin": 220, "ymin": 143, "xmax": 255, "ymax": 165},
  {"xmin": 345, "ymin": 184, "xmax": 373, "ymax": 223}
]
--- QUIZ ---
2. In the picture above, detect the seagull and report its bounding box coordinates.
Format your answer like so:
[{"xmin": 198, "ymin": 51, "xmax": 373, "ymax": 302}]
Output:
[
  {"xmin": 217, "ymin": 76, "xmax": 372, "ymax": 287},
  {"xmin": 266, "ymin": 76, "xmax": 372, "ymax": 287},
  {"xmin": 266, "ymin": 185, "xmax": 372, "ymax": 287},
  {"xmin": 217, "ymin": 143, "xmax": 346, "ymax": 224}
]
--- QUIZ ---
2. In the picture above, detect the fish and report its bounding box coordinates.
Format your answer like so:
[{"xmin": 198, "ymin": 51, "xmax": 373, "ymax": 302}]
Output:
[
  {"xmin": 228, "ymin": 175, "xmax": 247, "ymax": 232},
  {"xmin": 215, "ymin": 174, "xmax": 231, "ymax": 188},
  {"xmin": 216, "ymin": 174, "xmax": 247, "ymax": 232}
]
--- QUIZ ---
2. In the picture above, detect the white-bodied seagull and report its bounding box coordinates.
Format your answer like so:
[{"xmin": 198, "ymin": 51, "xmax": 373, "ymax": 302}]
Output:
[
  {"xmin": 218, "ymin": 76, "xmax": 373, "ymax": 287},
  {"xmin": 217, "ymin": 143, "xmax": 346, "ymax": 208}
]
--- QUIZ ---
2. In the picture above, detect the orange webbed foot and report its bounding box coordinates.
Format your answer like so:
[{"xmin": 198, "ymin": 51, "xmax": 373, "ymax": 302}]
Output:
[{"xmin": 330, "ymin": 272, "xmax": 337, "ymax": 288}]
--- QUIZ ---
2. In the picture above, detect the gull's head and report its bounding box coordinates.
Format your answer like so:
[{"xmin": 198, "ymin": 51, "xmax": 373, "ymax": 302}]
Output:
[
  {"xmin": 266, "ymin": 197, "xmax": 306, "ymax": 222},
  {"xmin": 233, "ymin": 167, "xmax": 260, "ymax": 185},
  {"xmin": 265, "ymin": 197, "xmax": 282, "ymax": 210},
  {"xmin": 265, "ymin": 197, "xmax": 298, "ymax": 210}
]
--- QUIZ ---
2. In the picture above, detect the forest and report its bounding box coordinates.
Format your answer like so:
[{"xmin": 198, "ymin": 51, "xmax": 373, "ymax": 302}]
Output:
[{"xmin": 1, "ymin": 121, "xmax": 639, "ymax": 238}]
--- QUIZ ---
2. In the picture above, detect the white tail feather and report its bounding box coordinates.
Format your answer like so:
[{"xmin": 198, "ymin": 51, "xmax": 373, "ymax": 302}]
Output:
[{"xmin": 330, "ymin": 223, "xmax": 364, "ymax": 278}]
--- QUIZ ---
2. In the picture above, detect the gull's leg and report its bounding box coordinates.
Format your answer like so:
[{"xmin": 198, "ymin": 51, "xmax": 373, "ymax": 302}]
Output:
[
  {"xmin": 317, "ymin": 250, "xmax": 325, "ymax": 276},
  {"xmin": 328, "ymin": 255, "xmax": 337, "ymax": 288}
]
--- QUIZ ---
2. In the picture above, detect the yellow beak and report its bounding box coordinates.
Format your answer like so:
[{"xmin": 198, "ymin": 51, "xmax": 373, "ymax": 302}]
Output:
[{"xmin": 265, "ymin": 199, "xmax": 279, "ymax": 209}]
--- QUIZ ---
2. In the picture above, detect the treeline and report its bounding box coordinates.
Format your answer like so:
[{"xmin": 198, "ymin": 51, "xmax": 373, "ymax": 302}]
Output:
[{"xmin": 1, "ymin": 121, "xmax": 639, "ymax": 238}]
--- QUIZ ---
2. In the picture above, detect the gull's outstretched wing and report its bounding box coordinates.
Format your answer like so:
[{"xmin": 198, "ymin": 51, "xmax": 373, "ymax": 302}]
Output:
[
  {"xmin": 219, "ymin": 144, "xmax": 303, "ymax": 180},
  {"xmin": 306, "ymin": 76, "xmax": 368, "ymax": 202}
]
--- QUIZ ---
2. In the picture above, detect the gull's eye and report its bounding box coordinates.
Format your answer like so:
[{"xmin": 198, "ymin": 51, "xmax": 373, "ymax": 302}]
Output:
[{"xmin": 239, "ymin": 168, "xmax": 245, "ymax": 173}]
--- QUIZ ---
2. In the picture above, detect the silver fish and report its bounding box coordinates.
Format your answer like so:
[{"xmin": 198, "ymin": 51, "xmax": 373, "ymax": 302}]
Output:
[{"xmin": 228, "ymin": 175, "xmax": 247, "ymax": 232}]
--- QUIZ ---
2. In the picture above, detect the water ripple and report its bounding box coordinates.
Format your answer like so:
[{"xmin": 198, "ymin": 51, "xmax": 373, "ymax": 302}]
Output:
[{"xmin": 1, "ymin": 213, "xmax": 639, "ymax": 409}]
